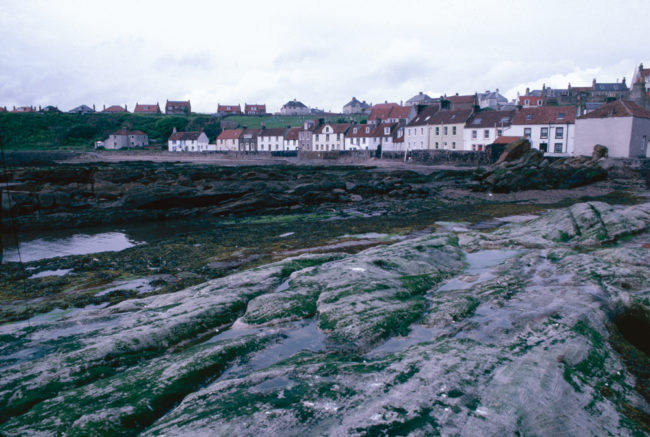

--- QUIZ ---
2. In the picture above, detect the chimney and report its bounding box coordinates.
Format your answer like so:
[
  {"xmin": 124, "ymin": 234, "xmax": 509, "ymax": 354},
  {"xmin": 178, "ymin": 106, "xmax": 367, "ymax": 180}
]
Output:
[
  {"xmin": 93, "ymin": 104, "xmax": 95, "ymax": 111},
  {"xmin": 592, "ymin": 78, "xmax": 596, "ymax": 87},
  {"xmin": 525, "ymin": 87, "xmax": 529, "ymax": 95},
  {"xmin": 622, "ymin": 77, "xmax": 626, "ymax": 85},
  {"xmin": 125, "ymin": 104, "xmax": 128, "ymax": 111},
  {"xmin": 103, "ymin": 104, "xmax": 106, "ymax": 110}
]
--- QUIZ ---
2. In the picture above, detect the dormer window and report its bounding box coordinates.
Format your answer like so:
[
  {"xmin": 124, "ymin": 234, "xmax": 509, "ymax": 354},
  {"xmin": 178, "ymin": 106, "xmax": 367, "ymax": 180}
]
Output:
[
  {"xmin": 526, "ymin": 114, "xmax": 533, "ymax": 121},
  {"xmin": 558, "ymin": 112, "xmax": 565, "ymax": 119},
  {"xmin": 524, "ymin": 99, "xmax": 529, "ymax": 105},
  {"xmin": 365, "ymin": 127, "xmax": 370, "ymax": 133},
  {"xmin": 537, "ymin": 100, "xmax": 542, "ymax": 106},
  {"xmin": 353, "ymin": 127, "xmax": 358, "ymax": 133},
  {"xmin": 384, "ymin": 127, "xmax": 390, "ymax": 135}
]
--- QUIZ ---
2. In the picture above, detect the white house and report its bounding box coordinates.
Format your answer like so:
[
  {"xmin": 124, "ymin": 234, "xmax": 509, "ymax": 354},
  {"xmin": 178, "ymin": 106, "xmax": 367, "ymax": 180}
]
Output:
[
  {"xmin": 477, "ymin": 90, "xmax": 508, "ymax": 109},
  {"xmin": 574, "ymin": 100, "xmax": 650, "ymax": 158},
  {"xmin": 404, "ymin": 105, "xmax": 439, "ymax": 150},
  {"xmin": 313, "ymin": 123, "xmax": 350, "ymax": 151},
  {"xmin": 280, "ymin": 99, "xmax": 310, "ymax": 115},
  {"xmin": 345, "ymin": 124, "xmax": 375, "ymax": 150},
  {"xmin": 463, "ymin": 110, "xmax": 515, "ymax": 151},
  {"xmin": 103, "ymin": 130, "xmax": 149, "ymax": 149},
  {"xmin": 216, "ymin": 129, "xmax": 242, "ymax": 151},
  {"xmin": 258, "ymin": 128, "xmax": 287, "ymax": 151},
  {"xmin": 168, "ymin": 128, "xmax": 210, "ymax": 152},
  {"xmin": 284, "ymin": 127, "xmax": 301, "ymax": 150},
  {"xmin": 342, "ymin": 97, "xmax": 370, "ymax": 114},
  {"xmin": 428, "ymin": 109, "xmax": 473, "ymax": 150},
  {"xmin": 505, "ymin": 106, "xmax": 576, "ymax": 156}
]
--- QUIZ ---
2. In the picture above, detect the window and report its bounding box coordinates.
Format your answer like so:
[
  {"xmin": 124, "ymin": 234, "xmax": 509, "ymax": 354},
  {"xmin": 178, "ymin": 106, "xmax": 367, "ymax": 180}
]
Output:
[
  {"xmin": 554, "ymin": 143, "xmax": 563, "ymax": 153},
  {"xmin": 497, "ymin": 129, "xmax": 503, "ymax": 137},
  {"xmin": 444, "ymin": 126, "xmax": 448, "ymax": 135},
  {"xmin": 326, "ymin": 134, "xmax": 330, "ymax": 141},
  {"xmin": 540, "ymin": 127, "xmax": 548, "ymax": 139},
  {"xmin": 315, "ymin": 134, "xmax": 319, "ymax": 141},
  {"xmin": 420, "ymin": 128, "xmax": 423, "ymax": 135},
  {"xmin": 524, "ymin": 99, "xmax": 529, "ymax": 105},
  {"xmin": 452, "ymin": 141, "xmax": 456, "ymax": 149},
  {"xmin": 526, "ymin": 114, "xmax": 533, "ymax": 120},
  {"xmin": 384, "ymin": 127, "xmax": 390, "ymax": 135},
  {"xmin": 524, "ymin": 128, "xmax": 531, "ymax": 138},
  {"xmin": 337, "ymin": 133, "xmax": 340, "ymax": 140},
  {"xmin": 555, "ymin": 127, "xmax": 564, "ymax": 139},
  {"xmin": 365, "ymin": 127, "xmax": 370, "ymax": 133},
  {"xmin": 483, "ymin": 129, "xmax": 489, "ymax": 139},
  {"xmin": 435, "ymin": 142, "xmax": 439, "ymax": 148},
  {"xmin": 472, "ymin": 130, "xmax": 477, "ymax": 139},
  {"xmin": 452, "ymin": 126, "xmax": 456, "ymax": 135},
  {"xmin": 537, "ymin": 100, "xmax": 543, "ymax": 106},
  {"xmin": 435, "ymin": 127, "xmax": 440, "ymax": 135},
  {"xmin": 557, "ymin": 112, "xmax": 565, "ymax": 119}
]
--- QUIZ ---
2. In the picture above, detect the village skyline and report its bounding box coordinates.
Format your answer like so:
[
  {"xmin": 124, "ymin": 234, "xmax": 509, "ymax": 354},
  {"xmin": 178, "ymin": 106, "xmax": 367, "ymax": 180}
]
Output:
[{"xmin": 1, "ymin": 0, "xmax": 648, "ymax": 113}]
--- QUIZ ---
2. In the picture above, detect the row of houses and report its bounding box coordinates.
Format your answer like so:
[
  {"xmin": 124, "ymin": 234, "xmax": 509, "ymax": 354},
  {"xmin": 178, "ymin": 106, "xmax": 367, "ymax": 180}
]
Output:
[{"xmin": 166, "ymin": 79, "xmax": 650, "ymax": 158}]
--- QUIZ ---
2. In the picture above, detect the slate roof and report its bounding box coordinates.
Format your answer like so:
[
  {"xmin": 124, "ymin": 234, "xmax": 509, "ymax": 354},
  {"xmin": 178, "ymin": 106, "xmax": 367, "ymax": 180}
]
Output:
[
  {"xmin": 347, "ymin": 124, "xmax": 377, "ymax": 138},
  {"xmin": 169, "ymin": 131, "xmax": 204, "ymax": 141},
  {"xmin": 344, "ymin": 97, "xmax": 370, "ymax": 109},
  {"xmin": 465, "ymin": 110, "xmax": 516, "ymax": 128},
  {"xmin": 406, "ymin": 105, "xmax": 440, "ymax": 126},
  {"xmin": 217, "ymin": 129, "xmax": 243, "ymax": 140},
  {"xmin": 512, "ymin": 106, "xmax": 577, "ymax": 125},
  {"xmin": 578, "ymin": 100, "xmax": 650, "ymax": 120},
  {"xmin": 405, "ymin": 92, "xmax": 434, "ymax": 105},
  {"xmin": 259, "ymin": 128, "xmax": 287, "ymax": 137},
  {"xmin": 593, "ymin": 83, "xmax": 628, "ymax": 92},
  {"xmin": 68, "ymin": 105, "xmax": 94, "ymax": 114},
  {"xmin": 111, "ymin": 130, "xmax": 147, "ymax": 136},
  {"xmin": 283, "ymin": 100, "xmax": 307, "ymax": 108},
  {"xmin": 429, "ymin": 108, "xmax": 473, "ymax": 125}
]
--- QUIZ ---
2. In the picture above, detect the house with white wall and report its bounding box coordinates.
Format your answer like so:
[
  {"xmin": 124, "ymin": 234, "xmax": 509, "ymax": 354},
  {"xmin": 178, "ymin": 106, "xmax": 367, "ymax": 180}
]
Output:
[
  {"xmin": 258, "ymin": 128, "xmax": 287, "ymax": 151},
  {"xmin": 428, "ymin": 109, "xmax": 473, "ymax": 150},
  {"xmin": 313, "ymin": 123, "xmax": 350, "ymax": 151},
  {"xmin": 168, "ymin": 128, "xmax": 210, "ymax": 152},
  {"xmin": 345, "ymin": 124, "xmax": 375, "ymax": 150},
  {"xmin": 506, "ymin": 106, "xmax": 576, "ymax": 156},
  {"xmin": 216, "ymin": 129, "xmax": 243, "ymax": 151},
  {"xmin": 403, "ymin": 105, "xmax": 439, "ymax": 150},
  {"xmin": 104, "ymin": 130, "xmax": 149, "ymax": 149},
  {"xmin": 284, "ymin": 127, "xmax": 301, "ymax": 150},
  {"xmin": 463, "ymin": 110, "xmax": 515, "ymax": 151},
  {"xmin": 574, "ymin": 100, "xmax": 650, "ymax": 158}
]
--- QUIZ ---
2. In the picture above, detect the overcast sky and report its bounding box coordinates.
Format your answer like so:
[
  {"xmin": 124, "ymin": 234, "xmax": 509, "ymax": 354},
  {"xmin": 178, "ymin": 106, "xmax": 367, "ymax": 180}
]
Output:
[{"xmin": 1, "ymin": 0, "xmax": 647, "ymax": 113}]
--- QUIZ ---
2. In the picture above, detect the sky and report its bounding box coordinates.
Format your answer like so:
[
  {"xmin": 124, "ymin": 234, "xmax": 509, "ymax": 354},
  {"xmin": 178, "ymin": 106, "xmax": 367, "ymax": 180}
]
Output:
[{"xmin": 1, "ymin": 0, "xmax": 648, "ymax": 113}]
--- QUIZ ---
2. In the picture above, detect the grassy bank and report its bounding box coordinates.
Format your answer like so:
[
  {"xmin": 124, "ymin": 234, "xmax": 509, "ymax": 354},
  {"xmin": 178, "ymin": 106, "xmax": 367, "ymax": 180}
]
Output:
[{"xmin": 0, "ymin": 113, "xmax": 366, "ymax": 151}]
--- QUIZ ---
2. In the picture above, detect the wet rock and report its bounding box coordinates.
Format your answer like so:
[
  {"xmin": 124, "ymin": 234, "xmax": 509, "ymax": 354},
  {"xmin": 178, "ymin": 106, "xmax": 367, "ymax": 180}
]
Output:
[
  {"xmin": 496, "ymin": 138, "xmax": 530, "ymax": 163},
  {"xmin": 593, "ymin": 144, "xmax": 609, "ymax": 160}
]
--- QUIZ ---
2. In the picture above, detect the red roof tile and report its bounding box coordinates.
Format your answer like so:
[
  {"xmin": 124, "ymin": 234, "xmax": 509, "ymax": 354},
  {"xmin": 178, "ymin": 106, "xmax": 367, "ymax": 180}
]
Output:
[
  {"xmin": 347, "ymin": 124, "xmax": 376, "ymax": 138},
  {"xmin": 103, "ymin": 105, "xmax": 127, "ymax": 113},
  {"xmin": 285, "ymin": 127, "xmax": 301, "ymax": 141},
  {"xmin": 112, "ymin": 130, "xmax": 147, "ymax": 136},
  {"xmin": 217, "ymin": 129, "xmax": 243, "ymax": 140},
  {"xmin": 245, "ymin": 104, "xmax": 266, "ymax": 113},
  {"xmin": 447, "ymin": 95, "xmax": 475, "ymax": 104},
  {"xmin": 512, "ymin": 106, "xmax": 576, "ymax": 125},
  {"xmin": 388, "ymin": 106, "xmax": 412, "ymax": 120},
  {"xmin": 578, "ymin": 100, "xmax": 650, "ymax": 120},
  {"xmin": 493, "ymin": 136, "xmax": 524, "ymax": 144},
  {"xmin": 368, "ymin": 103, "xmax": 400, "ymax": 121},
  {"xmin": 134, "ymin": 103, "xmax": 160, "ymax": 114},
  {"xmin": 218, "ymin": 104, "xmax": 242, "ymax": 113}
]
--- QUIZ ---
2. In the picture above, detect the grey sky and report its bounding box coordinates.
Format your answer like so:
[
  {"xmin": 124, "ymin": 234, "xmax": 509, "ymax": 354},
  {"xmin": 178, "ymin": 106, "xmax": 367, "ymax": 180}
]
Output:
[{"xmin": 1, "ymin": 0, "xmax": 647, "ymax": 113}]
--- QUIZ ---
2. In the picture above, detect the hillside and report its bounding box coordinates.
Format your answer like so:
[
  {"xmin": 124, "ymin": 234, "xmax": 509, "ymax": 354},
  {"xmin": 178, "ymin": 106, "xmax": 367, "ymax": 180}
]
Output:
[{"xmin": 0, "ymin": 113, "xmax": 365, "ymax": 151}]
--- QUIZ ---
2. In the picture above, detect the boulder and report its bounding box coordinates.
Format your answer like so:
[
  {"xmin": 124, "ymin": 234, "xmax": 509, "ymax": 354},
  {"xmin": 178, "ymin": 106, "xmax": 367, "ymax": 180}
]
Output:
[
  {"xmin": 592, "ymin": 144, "xmax": 608, "ymax": 160},
  {"xmin": 496, "ymin": 138, "xmax": 531, "ymax": 164}
]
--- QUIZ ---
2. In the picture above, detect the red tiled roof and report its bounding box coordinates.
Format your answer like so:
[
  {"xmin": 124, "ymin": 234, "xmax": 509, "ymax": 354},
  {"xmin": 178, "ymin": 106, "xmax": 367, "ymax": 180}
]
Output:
[
  {"xmin": 368, "ymin": 102, "xmax": 400, "ymax": 121},
  {"xmin": 245, "ymin": 104, "xmax": 266, "ymax": 113},
  {"xmin": 493, "ymin": 136, "xmax": 524, "ymax": 144},
  {"xmin": 259, "ymin": 128, "xmax": 286, "ymax": 137},
  {"xmin": 429, "ymin": 109, "xmax": 473, "ymax": 125},
  {"xmin": 217, "ymin": 129, "xmax": 243, "ymax": 140},
  {"xmin": 518, "ymin": 96, "xmax": 545, "ymax": 105},
  {"xmin": 578, "ymin": 100, "xmax": 650, "ymax": 120},
  {"xmin": 447, "ymin": 95, "xmax": 475, "ymax": 104},
  {"xmin": 388, "ymin": 106, "xmax": 412, "ymax": 120},
  {"xmin": 347, "ymin": 124, "xmax": 376, "ymax": 138},
  {"xmin": 512, "ymin": 106, "xmax": 576, "ymax": 125},
  {"xmin": 285, "ymin": 127, "xmax": 301, "ymax": 141},
  {"xmin": 103, "ymin": 105, "xmax": 127, "ymax": 113},
  {"xmin": 218, "ymin": 104, "xmax": 242, "ymax": 113},
  {"xmin": 314, "ymin": 123, "xmax": 350, "ymax": 134},
  {"xmin": 465, "ymin": 110, "xmax": 516, "ymax": 128},
  {"xmin": 169, "ymin": 131, "xmax": 204, "ymax": 141},
  {"xmin": 134, "ymin": 104, "xmax": 160, "ymax": 113},
  {"xmin": 112, "ymin": 130, "xmax": 147, "ymax": 136}
]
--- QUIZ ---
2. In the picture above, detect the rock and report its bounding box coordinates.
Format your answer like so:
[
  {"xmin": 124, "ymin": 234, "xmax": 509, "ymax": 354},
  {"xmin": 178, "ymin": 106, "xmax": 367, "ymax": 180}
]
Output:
[
  {"xmin": 592, "ymin": 144, "xmax": 608, "ymax": 160},
  {"xmin": 38, "ymin": 192, "xmax": 55, "ymax": 209},
  {"xmin": 349, "ymin": 194, "xmax": 362, "ymax": 202},
  {"xmin": 496, "ymin": 138, "xmax": 531, "ymax": 164}
]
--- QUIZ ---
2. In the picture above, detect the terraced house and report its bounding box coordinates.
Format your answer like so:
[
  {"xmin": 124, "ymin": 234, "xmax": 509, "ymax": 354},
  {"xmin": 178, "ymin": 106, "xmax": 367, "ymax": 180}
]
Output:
[
  {"xmin": 313, "ymin": 123, "xmax": 349, "ymax": 151},
  {"xmin": 428, "ymin": 109, "xmax": 473, "ymax": 150},
  {"xmin": 168, "ymin": 128, "xmax": 210, "ymax": 152},
  {"xmin": 404, "ymin": 105, "xmax": 440, "ymax": 150},
  {"xmin": 258, "ymin": 127, "xmax": 287, "ymax": 151},
  {"xmin": 506, "ymin": 106, "xmax": 576, "ymax": 155},
  {"xmin": 463, "ymin": 110, "xmax": 516, "ymax": 151},
  {"xmin": 283, "ymin": 127, "xmax": 301, "ymax": 151},
  {"xmin": 216, "ymin": 129, "xmax": 242, "ymax": 151}
]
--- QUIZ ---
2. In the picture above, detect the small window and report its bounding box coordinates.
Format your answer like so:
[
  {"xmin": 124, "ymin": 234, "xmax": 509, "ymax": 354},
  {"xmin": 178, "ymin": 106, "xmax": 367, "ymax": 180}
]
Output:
[
  {"xmin": 524, "ymin": 99, "xmax": 529, "ymax": 105},
  {"xmin": 353, "ymin": 127, "xmax": 358, "ymax": 133},
  {"xmin": 555, "ymin": 127, "xmax": 564, "ymax": 139},
  {"xmin": 524, "ymin": 128, "xmax": 531, "ymax": 138},
  {"xmin": 452, "ymin": 126, "xmax": 457, "ymax": 135},
  {"xmin": 554, "ymin": 143, "xmax": 563, "ymax": 153},
  {"xmin": 420, "ymin": 128, "xmax": 423, "ymax": 135},
  {"xmin": 557, "ymin": 112, "xmax": 565, "ymax": 119},
  {"xmin": 435, "ymin": 127, "xmax": 440, "ymax": 135},
  {"xmin": 444, "ymin": 127, "xmax": 448, "ymax": 135},
  {"xmin": 472, "ymin": 130, "xmax": 477, "ymax": 139},
  {"xmin": 452, "ymin": 141, "xmax": 456, "ymax": 149},
  {"xmin": 483, "ymin": 129, "xmax": 489, "ymax": 139},
  {"xmin": 526, "ymin": 114, "xmax": 533, "ymax": 120},
  {"xmin": 497, "ymin": 129, "xmax": 503, "ymax": 137},
  {"xmin": 537, "ymin": 100, "xmax": 543, "ymax": 106},
  {"xmin": 540, "ymin": 127, "xmax": 548, "ymax": 139}
]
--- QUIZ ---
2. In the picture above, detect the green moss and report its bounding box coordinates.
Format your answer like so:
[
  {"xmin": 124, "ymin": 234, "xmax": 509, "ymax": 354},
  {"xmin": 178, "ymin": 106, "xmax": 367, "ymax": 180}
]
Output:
[{"xmin": 355, "ymin": 407, "xmax": 439, "ymax": 436}]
